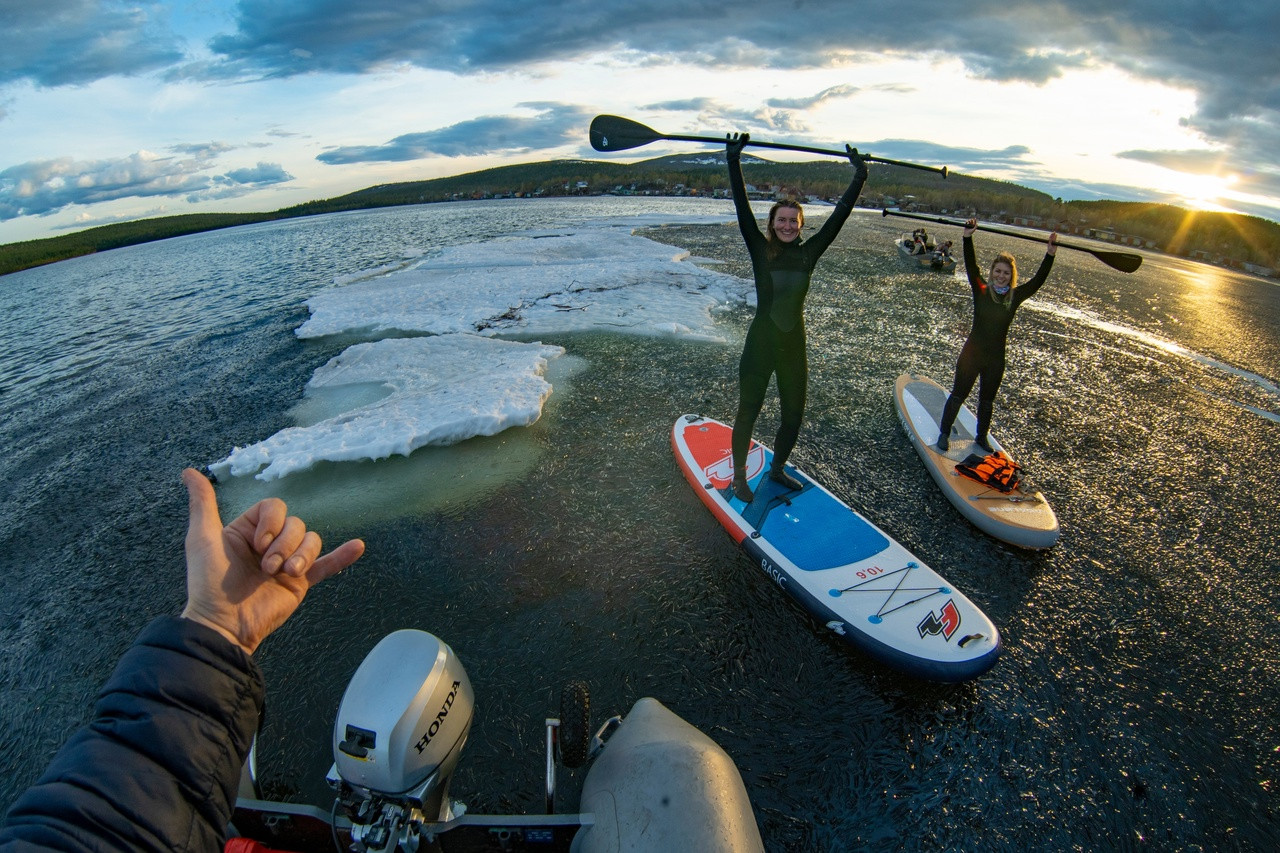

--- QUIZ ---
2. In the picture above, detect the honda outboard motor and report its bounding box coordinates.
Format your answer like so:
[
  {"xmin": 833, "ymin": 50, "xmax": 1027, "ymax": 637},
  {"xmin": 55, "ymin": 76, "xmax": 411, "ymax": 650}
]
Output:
[{"xmin": 327, "ymin": 630, "xmax": 474, "ymax": 852}]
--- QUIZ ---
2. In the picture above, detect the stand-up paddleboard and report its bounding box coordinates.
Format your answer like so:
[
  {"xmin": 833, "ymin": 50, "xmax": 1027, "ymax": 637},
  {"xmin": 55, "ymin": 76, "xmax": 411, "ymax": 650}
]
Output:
[
  {"xmin": 672, "ymin": 414, "xmax": 1000, "ymax": 682},
  {"xmin": 893, "ymin": 374, "xmax": 1059, "ymax": 549}
]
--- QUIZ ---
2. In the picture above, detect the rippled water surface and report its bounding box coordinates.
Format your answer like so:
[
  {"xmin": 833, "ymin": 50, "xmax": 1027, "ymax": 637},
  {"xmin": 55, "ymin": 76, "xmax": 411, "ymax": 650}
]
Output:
[{"xmin": 2, "ymin": 198, "xmax": 1277, "ymax": 851}]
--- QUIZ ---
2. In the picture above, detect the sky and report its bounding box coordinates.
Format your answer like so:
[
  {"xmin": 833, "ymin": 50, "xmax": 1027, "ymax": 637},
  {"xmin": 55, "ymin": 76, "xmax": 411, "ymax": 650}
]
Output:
[{"xmin": 1, "ymin": 0, "xmax": 1278, "ymax": 244}]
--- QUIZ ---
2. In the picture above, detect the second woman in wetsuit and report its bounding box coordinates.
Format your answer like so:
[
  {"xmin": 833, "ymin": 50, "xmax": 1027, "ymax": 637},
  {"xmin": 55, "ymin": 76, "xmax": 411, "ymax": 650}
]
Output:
[
  {"xmin": 935, "ymin": 218, "xmax": 1058, "ymax": 453},
  {"xmin": 726, "ymin": 133, "xmax": 867, "ymax": 502}
]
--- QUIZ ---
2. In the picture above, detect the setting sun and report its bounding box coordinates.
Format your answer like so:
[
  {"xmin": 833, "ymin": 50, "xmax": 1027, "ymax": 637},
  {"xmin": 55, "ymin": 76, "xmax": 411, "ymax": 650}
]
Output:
[{"xmin": 1180, "ymin": 170, "xmax": 1239, "ymax": 211}]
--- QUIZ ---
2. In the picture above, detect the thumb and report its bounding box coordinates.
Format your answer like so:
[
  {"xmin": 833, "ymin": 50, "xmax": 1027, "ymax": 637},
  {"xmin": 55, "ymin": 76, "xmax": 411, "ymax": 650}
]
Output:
[{"xmin": 182, "ymin": 468, "xmax": 223, "ymax": 547}]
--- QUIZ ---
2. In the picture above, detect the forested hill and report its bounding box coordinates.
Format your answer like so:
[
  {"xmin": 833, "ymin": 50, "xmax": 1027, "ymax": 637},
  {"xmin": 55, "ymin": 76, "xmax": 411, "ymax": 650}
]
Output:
[{"xmin": 3, "ymin": 153, "xmax": 1278, "ymax": 277}]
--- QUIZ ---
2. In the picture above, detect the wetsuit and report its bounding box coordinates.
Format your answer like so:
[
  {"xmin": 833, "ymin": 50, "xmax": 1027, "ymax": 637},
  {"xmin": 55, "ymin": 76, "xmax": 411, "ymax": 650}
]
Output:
[
  {"xmin": 938, "ymin": 234, "xmax": 1055, "ymax": 448},
  {"xmin": 728, "ymin": 149, "xmax": 867, "ymax": 484}
]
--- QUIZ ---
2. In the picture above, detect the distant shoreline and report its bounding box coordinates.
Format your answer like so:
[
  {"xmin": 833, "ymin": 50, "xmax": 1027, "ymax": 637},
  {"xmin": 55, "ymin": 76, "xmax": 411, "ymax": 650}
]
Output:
[{"xmin": 3, "ymin": 155, "xmax": 1278, "ymax": 279}]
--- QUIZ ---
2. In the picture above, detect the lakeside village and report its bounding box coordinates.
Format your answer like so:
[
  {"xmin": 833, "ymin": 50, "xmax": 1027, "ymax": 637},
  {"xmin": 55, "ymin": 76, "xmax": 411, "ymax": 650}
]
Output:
[{"xmin": 446, "ymin": 180, "xmax": 1278, "ymax": 280}]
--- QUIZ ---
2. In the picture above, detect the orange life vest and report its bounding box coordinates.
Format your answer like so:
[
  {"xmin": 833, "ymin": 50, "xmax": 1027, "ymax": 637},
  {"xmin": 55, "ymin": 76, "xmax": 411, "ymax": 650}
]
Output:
[{"xmin": 955, "ymin": 452, "xmax": 1023, "ymax": 493}]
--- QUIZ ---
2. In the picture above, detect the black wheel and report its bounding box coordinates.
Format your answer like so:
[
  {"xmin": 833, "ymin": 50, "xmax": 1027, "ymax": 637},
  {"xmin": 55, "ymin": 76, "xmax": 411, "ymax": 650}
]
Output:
[{"xmin": 558, "ymin": 680, "xmax": 591, "ymax": 768}]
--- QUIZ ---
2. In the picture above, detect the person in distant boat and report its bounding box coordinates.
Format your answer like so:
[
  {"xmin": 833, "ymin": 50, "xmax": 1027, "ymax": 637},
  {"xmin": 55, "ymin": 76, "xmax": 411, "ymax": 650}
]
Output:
[
  {"xmin": 933, "ymin": 239, "xmax": 954, "ymax": 262},
  {"xmin": 935, "ymin": 218, "xmax": 1058, "ymax": 453},
  {"xmin": 725, "ymin": 132, "xmax": 868, "ymax": 502},
  {"xmin": 912, "ymin": 228, "xmax": 930, "ymax": 254},
  {"xmin": 0, "ymin": 469, "xmax": 365, "ymax": 852}
]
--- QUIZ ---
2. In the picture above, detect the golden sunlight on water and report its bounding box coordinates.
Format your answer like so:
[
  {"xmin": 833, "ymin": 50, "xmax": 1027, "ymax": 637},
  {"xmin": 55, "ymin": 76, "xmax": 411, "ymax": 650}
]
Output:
[{"xmin": 1173, "ymin": 263, "xmax": 1233, "ymax": 298}]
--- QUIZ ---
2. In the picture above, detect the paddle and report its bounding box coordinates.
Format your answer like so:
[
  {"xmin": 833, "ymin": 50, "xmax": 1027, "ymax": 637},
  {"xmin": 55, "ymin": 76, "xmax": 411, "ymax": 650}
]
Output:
[
  {"xmin": 589, "ymin": 114, "xmax": 949, "ymax": 178},
  {"xmin": 882, "ymin": 209, "xmax": 1142, "ymax": 273}
]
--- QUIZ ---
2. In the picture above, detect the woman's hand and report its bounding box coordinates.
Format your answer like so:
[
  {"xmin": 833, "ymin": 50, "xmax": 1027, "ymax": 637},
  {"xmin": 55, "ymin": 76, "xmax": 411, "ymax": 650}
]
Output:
[
  {"xmin": 963, "ymin": 218, "xmax": 978, "ymax": 237},
  {"xmin": 725, "ymin": 132, "xmax": 749, "ymax": 160},
  {"xmin": 1047, "ymin": 231, "xmax": 1059, "ymax": 255},
  {"xmin": 846, "ymin": 144, "xmax": 868, "ymax": 179}
]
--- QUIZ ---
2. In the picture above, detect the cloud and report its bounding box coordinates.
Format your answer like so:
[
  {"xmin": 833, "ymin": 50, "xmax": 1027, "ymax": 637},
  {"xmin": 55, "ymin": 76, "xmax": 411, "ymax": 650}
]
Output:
[
  {"xmin": 317, "ymin": 104, "xmax": 594, "ymax": 164},
  {"xmin": 637, "ymin": 97, "xmax": 815, "ymax": 137},
  {"xmin": 766, "ymin": 84, "xmax": 860, "ymax": 110},
  {"xmin": 1117, "ymin": 149, "xmax": 1227, "ymax": 172},
  {"xmin": 0, "ymin": 149, "xmax": 294, "ymax": 221},
  {"xmin": 220, "ymin": 162, "xmax": 294, "ymax": 186},
  {"xmin": 1, "ymin": 0, "xmax": 185, "ymax": 87},
  {"xmin": 194, "ymin": 162, "xmax": 295, "ymax": 202},
  {"xmin": 4, "ymin": 1, "xmax": 1278, "ymax": 225},
  {"xmin": 10, "ymin": 2, "xmax": 1278, "ymax": 148},
  {"xmin": 642, "ymin": 98, "xmax": 720, "ymax": 113},
  {"xmin": 169, "ymin": 142, "xmax": 238, "ymax": 158},
  {"xmin": 958, "ymin": 48, "xmax": 1091, "ymax": 86},
  {"xmin": 868, "ymin": 140, "xmax": 1034, "ymax": 172},
  {"xmin": 178, "ymin": 2, "xmax": 1274, "ymax": 175},
  {"xmin": 1119, "ymin": 147, "xmax": 1280, "ymax": 200}
]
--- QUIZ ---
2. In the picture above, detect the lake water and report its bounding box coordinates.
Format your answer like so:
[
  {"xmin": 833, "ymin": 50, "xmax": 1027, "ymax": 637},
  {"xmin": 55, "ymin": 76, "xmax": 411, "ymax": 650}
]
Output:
[{"xmin": 1, "ymin": 197, "xmax": 1277, "ymax": 851}]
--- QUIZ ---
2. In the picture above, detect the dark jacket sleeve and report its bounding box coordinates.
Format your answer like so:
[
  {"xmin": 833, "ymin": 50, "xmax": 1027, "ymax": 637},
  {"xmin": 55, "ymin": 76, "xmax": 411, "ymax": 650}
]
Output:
[{"xmin": 0, "ymin": 616, "xmax": 265, "ymax": 852}]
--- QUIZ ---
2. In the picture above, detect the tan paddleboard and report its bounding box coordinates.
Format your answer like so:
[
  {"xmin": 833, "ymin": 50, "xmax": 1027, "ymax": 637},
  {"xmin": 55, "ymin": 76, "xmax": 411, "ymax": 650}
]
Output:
[{"xmin": 894, "ymin": 373, "xmax": 1059, "ymax": 549}]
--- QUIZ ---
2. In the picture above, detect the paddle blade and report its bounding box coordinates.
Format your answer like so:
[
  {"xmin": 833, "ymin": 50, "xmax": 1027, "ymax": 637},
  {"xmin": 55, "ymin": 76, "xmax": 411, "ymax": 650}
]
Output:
[
  {"xmin": 589, "ymin": 115, "xmax": 662, "ymax": 152},
  {"xmin": 1094, "ymin": 250, "xmax": 1143, "ymax": 273}
]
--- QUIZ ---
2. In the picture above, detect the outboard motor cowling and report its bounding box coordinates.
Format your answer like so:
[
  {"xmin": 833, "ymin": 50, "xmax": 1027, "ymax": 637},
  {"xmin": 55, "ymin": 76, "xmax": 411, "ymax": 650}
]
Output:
[{"xmin": 332, "ymin": 630, "xmax": 474, "ymax": 802}]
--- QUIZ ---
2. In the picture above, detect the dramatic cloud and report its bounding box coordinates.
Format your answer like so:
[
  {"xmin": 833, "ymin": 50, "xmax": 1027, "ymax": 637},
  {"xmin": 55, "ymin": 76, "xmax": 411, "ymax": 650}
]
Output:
[
  {"xmin": 0, "ymin": 148, "xmax": 293, "ymax": 221},
  {"xmin": 168, "ymin": 1, "xmax": 1276, "ymax": 185},
  {"xmin": 317, "ymin": 104, "xmax": 594, "ymax": 164},
  {"xmin": 0, "ymin": 0, "xmax": 184, "ymax": 87},
  {"xmin": 6, "ymin": 1, "xmax": 1277, "ymax": 164},
  {"xmin": 3, "ymin": 0, "xmax": 1279, "ymax": 229}
]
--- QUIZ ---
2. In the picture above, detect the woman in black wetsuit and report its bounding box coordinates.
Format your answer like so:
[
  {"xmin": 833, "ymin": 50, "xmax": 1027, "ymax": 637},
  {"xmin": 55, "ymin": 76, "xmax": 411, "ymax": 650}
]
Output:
[
  {"xmin": 935, "ymin": 218, "xmax": 1058, "ymax": 453},
  {"xmin": 726, "ymin": 133, "xmax": 867, "ymax": 502}
]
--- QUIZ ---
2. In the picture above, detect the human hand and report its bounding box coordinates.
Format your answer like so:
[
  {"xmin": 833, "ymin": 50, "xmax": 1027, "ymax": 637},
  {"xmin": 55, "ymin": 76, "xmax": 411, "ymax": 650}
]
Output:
[
  {"xmin": 846, "ymin": 145, "xmax": 868, "ymax": 178},
  {"xmin": 179, "ymin": 468, "xmax": 365, "ymax": 655},
  {"xmin": 725, "ymin": 132, "xmax": 749, "ymax": 159},
  {"xmin": 963, "ymin": 218, "xmax": 978, "ymax": 237},
  {"xmin": 1048, "ymin": 231, "xmax": 1059, "ymax": 255}
]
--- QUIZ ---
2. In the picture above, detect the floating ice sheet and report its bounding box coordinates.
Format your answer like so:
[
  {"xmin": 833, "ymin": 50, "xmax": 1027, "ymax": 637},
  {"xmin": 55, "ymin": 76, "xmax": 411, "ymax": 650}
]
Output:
[
  {"xmin": 210, "ymin": 334, "xmax": 565, "ymax": 481},
  {"xmin": 296, "ymin": 223, "xmax": 751, "ymax": 342}
]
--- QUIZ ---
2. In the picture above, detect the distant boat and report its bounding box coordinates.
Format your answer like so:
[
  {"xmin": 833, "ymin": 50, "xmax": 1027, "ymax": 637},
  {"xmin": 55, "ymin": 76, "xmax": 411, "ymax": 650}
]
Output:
[{"xmin": 896, "ymin": 233, "xmax": 956, "ymax": 272}]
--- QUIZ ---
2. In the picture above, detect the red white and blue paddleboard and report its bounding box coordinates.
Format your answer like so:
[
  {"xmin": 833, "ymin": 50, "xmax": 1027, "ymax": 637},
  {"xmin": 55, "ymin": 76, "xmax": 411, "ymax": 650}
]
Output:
[{"xmin": 672, "ymin": 414, "xmax": 1000, "ymax": 682}]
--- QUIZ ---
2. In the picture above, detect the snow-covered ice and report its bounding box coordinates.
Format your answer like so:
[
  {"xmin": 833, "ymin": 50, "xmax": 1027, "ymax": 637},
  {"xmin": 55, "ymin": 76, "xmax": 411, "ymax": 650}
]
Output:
[{"xmin": 211, "ymin": 213, "xmax": 749, "ymax": 481}]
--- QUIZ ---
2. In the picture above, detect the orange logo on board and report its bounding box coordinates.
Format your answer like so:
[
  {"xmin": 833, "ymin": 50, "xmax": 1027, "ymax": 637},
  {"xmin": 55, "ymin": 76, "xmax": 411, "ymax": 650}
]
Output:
[{"xmin": 682, "ymin": 422, "xmax": 765, "ymax": 487}]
